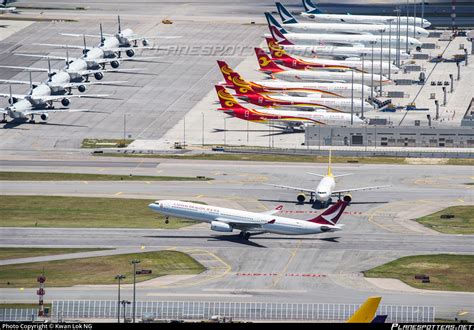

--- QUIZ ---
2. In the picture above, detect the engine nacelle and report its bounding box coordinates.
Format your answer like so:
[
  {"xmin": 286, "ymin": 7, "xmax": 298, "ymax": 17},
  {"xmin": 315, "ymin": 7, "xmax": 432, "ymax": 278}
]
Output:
[
  {"xmin": 343, "ymin": 194, "xmax": 352, "ymax": 203},
  {"xmin": 61, "ymin": 98, "xmax": 70, "ymax": 106},
  {"xmin": 210, "ymin": 221, "xmax": 233, "ymax": 232},
  {"xmin": 40, "ymin": 113, "xmax": 49, "ymax": 121},
  {"xmin": 111, "ymin": 60, "xmax": 120, "ymax": 68},
  {"xmin": 142, "ymin": 39, "xmax": 149, "ymax": 46},
  {"xmin": 94, "ymin": 72, "xmax": 104, "ymax": 80},
  {"xmin": 82, "ymin": 49, "xmax": 89, "ymax": 56},
  {"xmin": 126, "ymin": 49, "xmax": 135, "ymax": 57},
  {"xmin": 297, "ymin": 193, "xmax": 306, "ymax": 203},
  {"xmin": 8, "ymin": 97, "xmax": 18, "ymax": 104},
  {"xmin": 78, "ymin": 85, "xmax": 86, "ymax": 93}
]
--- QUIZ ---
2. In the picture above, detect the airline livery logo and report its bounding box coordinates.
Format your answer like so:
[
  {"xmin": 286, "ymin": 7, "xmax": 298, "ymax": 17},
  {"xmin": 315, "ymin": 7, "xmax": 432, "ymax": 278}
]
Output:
[
  {"xmin": 217, "ymin": 88, "xmax": 237, "ymax": 108},
  {"xmin": 258, "ymin": 56, "xmax": 272, "ymax": 68},
  {"xmin": 268, "ymin": 40, "xmax": 284, "ymax": 58},
  {"xmin": 231, "ymin": 75, "xmax": 252, "ymax": 94},
  {"xmin": 219, "ymin": 63, "xmax": 233, "ymax": 82},
  {"xmin": 321, "ymin": 203, "xmax": 344, "ymax": 225}
]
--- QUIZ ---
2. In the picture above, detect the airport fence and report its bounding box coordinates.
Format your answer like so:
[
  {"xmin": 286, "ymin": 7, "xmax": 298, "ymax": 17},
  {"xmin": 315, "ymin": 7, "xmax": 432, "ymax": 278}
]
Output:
[
  {"xmin": 52, "ymin": 300, "xmax": 435, "ymax": 322},
  {"xmin": 0, "ymin": 308, "xmax": 38, "ymax": 322}
]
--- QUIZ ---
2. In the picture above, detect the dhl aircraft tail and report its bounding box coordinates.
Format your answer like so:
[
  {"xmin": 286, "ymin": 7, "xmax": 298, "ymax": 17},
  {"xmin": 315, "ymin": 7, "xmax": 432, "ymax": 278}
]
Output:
[{"xmin": 347, "ymin": 296, "xmax": 382, "ymax": 323}]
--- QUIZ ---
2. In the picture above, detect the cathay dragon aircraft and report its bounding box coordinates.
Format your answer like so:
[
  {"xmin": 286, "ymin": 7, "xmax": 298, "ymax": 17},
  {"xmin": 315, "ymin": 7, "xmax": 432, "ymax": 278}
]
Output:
[{"xmin": 149, "ymin": 197, "xmax": 351, "ymax": 240}]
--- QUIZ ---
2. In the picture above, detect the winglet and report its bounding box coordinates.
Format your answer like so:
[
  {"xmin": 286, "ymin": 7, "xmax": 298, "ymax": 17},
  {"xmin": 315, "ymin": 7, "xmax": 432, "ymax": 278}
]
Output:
[{"xmin": 347, "ymin": 296, "xmax": 382, "ymax": 323}]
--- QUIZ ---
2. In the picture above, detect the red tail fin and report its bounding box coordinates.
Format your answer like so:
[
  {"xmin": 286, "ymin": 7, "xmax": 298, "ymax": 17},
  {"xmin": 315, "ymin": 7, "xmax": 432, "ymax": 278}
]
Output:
[
  {"xmin": 270, "ymin": 26, "xmax": 293, "ymax": 46},
  {"xmin": 229, "ymin": 72, "xmax": 257, "ymax": 95},
  {"xmin": 255, "ymin": 48, "xmax": 284, "ymax": 73},
  {"xmin": 265, "ymin": 37, "xmax": 291, "ymax": 60},
  {"xmin": 214, "ymin": 85, "xmax": 246, "ymax": 110},
  {"xmin": 307, "ymin": 200, "xmax": 348, "ymax": 225},
  {"xmin": 216, "ymin": 60, "xmax": 235, "ymax": 85}
]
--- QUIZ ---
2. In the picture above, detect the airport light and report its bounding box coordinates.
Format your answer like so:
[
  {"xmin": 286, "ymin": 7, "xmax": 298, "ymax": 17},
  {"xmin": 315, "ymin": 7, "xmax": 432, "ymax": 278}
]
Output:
[
  {"xmin": 413, "ymin": 0, "xmax": 417, "ymax": 39},
  {"xmin": 223, "ymin": 117, "xmax": 227, "ymax": 146},
  {"xmin": 395, "ymin": 7, "xmax": 401, "ymax": 67},
  {"xmin": 406, "ymin": 0, "xmax": 409, "ymax": 53},
  {"xmin": 131, "ymin": 259, "xmax": 140, "ymax": 323},
  {"xmin": 421, "ymin": 0, "xmax": 425, "ymax": 28},
  {"xmin": 115, "ymin": 274, "xmax": 126, "ymax": 323},
  {"xmin": 350, "ymin": 69, "xmax": 354, "ymax": 126},
  {"xmin": 370, "ymin": 41, "xmax": 375, "ymax": 101},
  {"xmin": 121, "ymin": 300, "xmax": 131, "ymax": 323},
  {"xmin": 388, "ymin": 19, "xmax": 393, "ymax": 80},
  {"xmin": 450, "ymin": 74, "xmax": 454, "ymax": 93},
  {"xmin": 183, "ymin": 116, "xmax": 186, "ymax": 149},
  {"xmin": 361, "ymin": 54, "xmax": 365, "ymax": 120},
  {"xmin": 379, "ymin": 29, "xmax": 384, "ymax": 96},
  {"xmin": 201, "ymin": 112, "xmax": 205, "ymax": 147}
]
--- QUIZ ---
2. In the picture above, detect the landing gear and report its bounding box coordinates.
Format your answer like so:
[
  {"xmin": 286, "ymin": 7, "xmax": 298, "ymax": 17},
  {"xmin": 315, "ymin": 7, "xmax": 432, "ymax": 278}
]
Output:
[
  {"xmin": 164, "ymin": 216, "xmax": 169, "ymax": 224},
  {"xmin": 239, "ymin": 231, "xmax": 251, "ymax": 240},
  {"xmin": 29, "ymin": 114, "xmax": 35, "ymax": 123},
  {"xmin": 1, "ymin": 114, "xmax": 6, "ymax": 123}
]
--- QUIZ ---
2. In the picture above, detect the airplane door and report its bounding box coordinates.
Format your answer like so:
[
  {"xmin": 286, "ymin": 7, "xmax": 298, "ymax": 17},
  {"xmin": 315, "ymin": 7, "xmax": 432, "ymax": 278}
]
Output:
[
  {"xmin": 258, "ymin": 96, "xmax": 263, "ymax": 104},
  {"xmin": 245, "ymin": 110, "xmax": 249, "ymax": 118}
]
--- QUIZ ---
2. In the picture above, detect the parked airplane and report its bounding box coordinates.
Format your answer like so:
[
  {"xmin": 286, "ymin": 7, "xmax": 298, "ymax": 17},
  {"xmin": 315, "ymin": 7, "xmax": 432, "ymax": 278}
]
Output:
[
  {"xmin": 148, "ymin": 197, "xmax": 351, "ymax": 240},
  {"xmin": 266, "ymin": 151, "xmax": 390, "ymax": 208},
  {"xmin": 265, "ymin": 37, "xmax": 411, "ymax": 61},
  {"xmin": 276, "ymin": 2, "xmax": 429, "ymax": 38},
  {"xmin": 217, "ymin": 60, "xmax": 372, "ymax": 98},
  {"xmin": 58, "ymin": 16, "xmax": 181, "ymax": 57},
  {"xmin": 235, "ymin": 88, "xmax": 373, "ymax": 113},
  {"xmin": 256, "ymin": 48, "xmax": 391, "ymax": 86},
  {"xmin": 0, "ymin": 0, "xmax": 16, "ymax": 12},
  {"xmin": 267, "ymin": 14, "xmax": 422, "ymax": 50},
  {"xmin": 301, "ymin": 0, "xmax": 431, "ymax": 28},
  {"xmin": 0, "ymin": 87, "xmax": 89, "ymax": 123},
  {"xmin": 215, "ymin": 85, "xmax": 364, "ymax": 131},
  {"xmin": 262, "ymin": 43, "xmax": 399, "ymax": 74}
]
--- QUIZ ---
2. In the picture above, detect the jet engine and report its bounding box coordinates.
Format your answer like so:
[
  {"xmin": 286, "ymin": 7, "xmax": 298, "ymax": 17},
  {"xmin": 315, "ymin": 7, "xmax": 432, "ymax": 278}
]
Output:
[
  {"xmin": 142, "ymin": 39, "xmax": 149, "ymax": 46},
  {"xmin": 343, "ymin": 194, "xmax": 352, "ymax": 203},
  {"xmin": 110, "ymin": 60, "xmax": 120, "ymax": 69},
  {"xmin": 297, "ymin": 193, "xmax": 306, "ymax": 203},
  {"xmin": 78, "ymin": 85, "xmax": 86, "ymax": 93},
  {"xmin": 320, "ymin": 226, "xmax": 332, "ymax": 232},
  {"xmin": 61, "ymin": 98, "xmax": 70, "ymax": 106},
  {"xmin": 8, "ymin": 97, "xmax": 18, "ymax": 104},
  {"xmin": 210, "ymin": 221, "xmax": 233, "ymax": 232},
  {"xmin": 94, "ymin": 72, "xmax": 104, "ymax": 80},
  {"xmin": 40, "ymin": 113, "xmax": 49, "ymax": 121},
  {"xmin": 126, "ymin": 49, "xmax": 135, "ymax": 57}
]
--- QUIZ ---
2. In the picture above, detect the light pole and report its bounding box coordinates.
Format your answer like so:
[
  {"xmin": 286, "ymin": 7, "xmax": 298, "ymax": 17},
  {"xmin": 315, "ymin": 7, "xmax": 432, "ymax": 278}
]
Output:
[
  {"xmin": 406, "ymin": 0, "xmax": 409, "ymax": 53},
  {"xmin": 413, "ymin": 0, "xmax": 416, "ymax": 39},
  {"xmin": 115, "ymin": 274, "xmax": 126, "ymax": 323},
  {"xmin": 379, "ymin": 29, "xmax": 383, "ymax": 96},
  {"xmin": 201, "ymin": 113, "xmax": 204, "ymax": 147},
  {"xmin": 371, "ymin": 41, "xmax": 375, "ymax": 100},
  {"xmin": 396, "ymin": 7, "xmax": 401, "ymax": 67},
  {"xmin": 123, "ymin": 114, "xmax": 128, "ymax": 141},
  {"xmin": 131, "ymin": 259, "xmax": 140, "ymax": 323},
  {"xmin": 183, "ymin": 116, "xmax": 186, "ymax": 149},
  {"xmin": 361, "ymin": 54, "xmax": 365, "ymax": 120},
  {"xmin": 121, "ymin": 300, "xmax": 131, "ymax": 323},
  {"xmin": 223, "ymin": 117, "xmax": 226, "ymax": 146},
  {"xmin": 388, "ymin": 19, "xmax": 393, "ymax": 80},
  {"xmin": 351, "ymin": 68, "xmax": 354, "ymax": 125}
]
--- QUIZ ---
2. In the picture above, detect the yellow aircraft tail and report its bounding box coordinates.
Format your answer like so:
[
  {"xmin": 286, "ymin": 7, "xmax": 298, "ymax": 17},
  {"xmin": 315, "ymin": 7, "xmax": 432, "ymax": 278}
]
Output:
[
  {"xmin": 327, "ymin": 150, "xmax": 333, "ymax": 177},
  {"xmin": 346, "ymin": 296, "xmax": 382, "ymax": 323}
]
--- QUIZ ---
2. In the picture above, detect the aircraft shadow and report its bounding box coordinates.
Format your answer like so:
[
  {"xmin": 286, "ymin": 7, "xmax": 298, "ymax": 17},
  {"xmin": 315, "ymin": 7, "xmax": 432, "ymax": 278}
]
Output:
[
  {"xmin": 2, "ymin": 121, "xmax": 88, "ymax": 129},
  {"xmin": 143, "ymin": 234, "xmax": 266, "ymax": 248},
  {"xmin": 259, "ymin": 198, "xmax": 389, "ymax": 207}
]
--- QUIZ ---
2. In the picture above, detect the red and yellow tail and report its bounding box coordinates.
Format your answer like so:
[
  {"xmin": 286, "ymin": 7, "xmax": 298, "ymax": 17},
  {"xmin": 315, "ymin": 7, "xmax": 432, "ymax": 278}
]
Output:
[
  {"xmin": 255, "ymin": 47, "xmax": 284, "ymax": 74},
  {"xmin": 214, "ymin": 85, "xmax": 246, "ymax": 111}
]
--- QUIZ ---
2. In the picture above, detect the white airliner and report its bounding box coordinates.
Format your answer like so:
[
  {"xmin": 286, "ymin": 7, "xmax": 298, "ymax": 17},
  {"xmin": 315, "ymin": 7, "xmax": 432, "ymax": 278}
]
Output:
[
  {"xmin": 218, "ymin": 61, "xmax": 372, "ymax": 98},
  {"xmin": 148, "ymin": 198, "xmax": 351, "ymax": 240},
  {"xmin": 275, "ymin": 3, "xmax": 429, "ymax": 38},
  {"xmin": 301, "ymin": 0, "xmax": 431, "ymax": 28},
  {"xmin": 0, "ymin": 0, "xmax": 15, "ymax": 12},
  {"xmin": 267, "ymin": 15, "xmax": 422, "ymax": 50},
  {"xmin": 256, "ymin": 50, "xmax": 391, "ymax": 86},
  {"xmin": 267, "ymin": 151, "xmax": 390, "ymax": 208},
  {"xmin": 267, "ymin": 40, "xmax": 411, "ymax": 61}
]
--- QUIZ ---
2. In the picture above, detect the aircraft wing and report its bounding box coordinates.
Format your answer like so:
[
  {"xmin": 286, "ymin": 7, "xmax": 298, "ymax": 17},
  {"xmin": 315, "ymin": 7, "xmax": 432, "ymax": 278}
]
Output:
[
  {"xmin": 128, "ymin": 35, "xmax": 183, "ymax": 42},
  {"xmin": 0, "ymin": 65, "xmax": 58, "ymax": 73},
  {"xmin": 75, "ymin": 68, "xmax": 141, "ymax": 76},
  {"xmin": 60, "ymin": 33, "xmax": 114, "ymax": 38},
  {"xmin": 62, "ymin": 81, "xmax": 128, "ymax": 88},
  {"xmin": 23, "ymin": 94, "xmax": 109, "ymax": 103},
  {"xmin": 0, "ymin": 79, "xmax": 43, "ymax": 85},
  {"xmin": 33, "ymin": 43, "xmax": 88, "ymax": 50},
  {"xmin": 214, "ymin": 217, "xmax": 263, "ymax": 230},
  {"xmin": 332, "ymin": 185, "xmax": 391, "ymax": 195},
  {"xmin": 14, "ymin": 53, "xmax": 71, "ymax": 61},
  {"xmin": 0, "ymin": 93, "xmax": 28, "ymax": 99},
  {"xmin": 264, "ymin": 183, "xmax": 314, "ymax": 194}
]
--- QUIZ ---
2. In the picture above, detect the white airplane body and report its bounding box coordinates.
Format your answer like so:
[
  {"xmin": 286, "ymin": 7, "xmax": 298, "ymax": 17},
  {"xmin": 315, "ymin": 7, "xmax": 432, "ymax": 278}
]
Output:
[
  {"xmin": 267, "ymin": 151, "xmax": 391, "ymax": 207},
  {"xmin": 148, "ymin": 198, "xmax": 350, "ymax": 240},
  {"xmin": 274, "ymin": 3, "xmax": 429, "ymax": 38},
  {"xmin": 301, "ymin": 0, "xmax": 431, "ymax": 28},
  {"xmin": 0, "ymin": 0, "xmax": 15, "ymax": 12},
  {"xmin": 237, "ymin": 92, "xmax": 374, "ymax": 113},
  {"xmin": 275, "ymin": 44, "xmax": 411, "ymax": 61}
]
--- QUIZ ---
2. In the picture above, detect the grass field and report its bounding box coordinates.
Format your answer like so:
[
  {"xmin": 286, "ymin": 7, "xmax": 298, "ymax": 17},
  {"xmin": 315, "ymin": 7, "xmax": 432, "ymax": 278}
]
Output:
[
  {"xmin": 0, "ymin": 248, "xmax": 106, "ymax": 261},
  {"xmin": 0, "ymin": 171, "xmax": 211, "ymax": 181},
  {"xmin": 364, "ymin": 254, "xmax": 474, "ymax": 292},
  {"xmin": 96, "ymin": 152, "xmax": 474, "ymax": 166},
  {"xmin": 0, "ymin": 196, "xmax": 195, "ymax": 229},
  {"xmin": 0, "ymin": 251, "xmax": 205, "ymax": 288},
  {"xmin": 416, "ymin": 206, "xmax": 474, "ymax": 234}
]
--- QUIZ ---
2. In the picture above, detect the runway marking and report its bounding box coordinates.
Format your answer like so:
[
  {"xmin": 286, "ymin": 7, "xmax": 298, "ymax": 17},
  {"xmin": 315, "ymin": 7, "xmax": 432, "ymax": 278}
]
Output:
[
  {"xmin": 195, "ymin": 194, "xmax": 204, "ymax": 198},
  {"xmin": 82, "ymin": 181, "xmax": 88, "ymax": 184},
  {"xmin": 457, "ymin": 199, "xmax": 465, "ymax": 203},
  {"xmin": 114, "ymin": 192, "xmax": 123, "ymax": 196},
  {"xmin": 145, "ymin": 181, "xmax": 151, "ymax": 185},
  {"xmin": 269, "ymin": 240, "xmax": 302, "ymax": 288},
  {"xmin": 366, "ymin": 210, "xmax": 397, "ymax": 233},
  {"xmin": 156, "ymin": 170, "xmax": 163, "ymax": 174},
  {"xmin": 99, "ymin": 168, "xmax": 105, "ymax": 172},
  {"xmin": 147, "ymin": 293, "xmax": 252, "ymax": 298}
]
